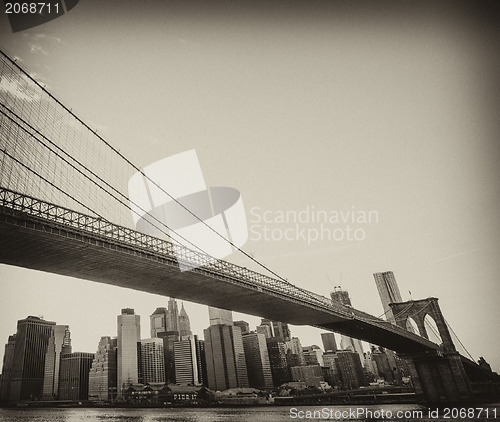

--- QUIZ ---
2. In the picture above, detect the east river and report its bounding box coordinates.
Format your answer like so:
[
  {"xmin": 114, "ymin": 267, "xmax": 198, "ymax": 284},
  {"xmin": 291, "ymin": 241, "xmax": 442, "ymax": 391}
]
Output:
[{"xmin": 0, "ymin": 404, "xmax": 499, "ymax": 422}]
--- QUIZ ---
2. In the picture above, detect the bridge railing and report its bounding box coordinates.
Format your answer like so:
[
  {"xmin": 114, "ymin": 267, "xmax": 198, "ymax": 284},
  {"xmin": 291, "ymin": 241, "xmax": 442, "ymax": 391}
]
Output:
[
  {"xmin": 0, "ymin": 187, "xmax": 438, "ymax": 348},
  {"xmin": 0, "ymin": 187, "xmax": 349, "ymax": 314}
]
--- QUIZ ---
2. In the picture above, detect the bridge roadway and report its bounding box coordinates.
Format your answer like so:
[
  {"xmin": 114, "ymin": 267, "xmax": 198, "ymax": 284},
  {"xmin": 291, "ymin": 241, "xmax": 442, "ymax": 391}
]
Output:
[{"xmin": 0, "ymin": 188, "xmax": 440, "ymax": 354}]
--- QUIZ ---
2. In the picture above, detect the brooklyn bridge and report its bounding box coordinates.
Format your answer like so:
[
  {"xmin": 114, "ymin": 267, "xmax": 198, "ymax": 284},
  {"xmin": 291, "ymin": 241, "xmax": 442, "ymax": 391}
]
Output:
[{"xmin": 0, "ymin": 49, "xmax": 497, "ymax": 404}]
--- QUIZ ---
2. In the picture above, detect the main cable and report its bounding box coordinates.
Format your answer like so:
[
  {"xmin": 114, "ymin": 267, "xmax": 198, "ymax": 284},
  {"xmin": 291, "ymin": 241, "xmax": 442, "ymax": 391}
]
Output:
[
  {"xmin": 0, "ymin": 105, "xmax": 216, "ymax": 261},
  {"xmin": 0, "ymin": 48, "xmax": 330, "ymax": 308}
]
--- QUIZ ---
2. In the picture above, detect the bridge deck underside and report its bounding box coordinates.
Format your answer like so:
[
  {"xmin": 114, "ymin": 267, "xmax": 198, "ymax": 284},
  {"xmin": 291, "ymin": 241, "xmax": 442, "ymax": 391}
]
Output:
[{"xmin": 0, "ymin": 208, "xmax": 435, "ymax": 354}]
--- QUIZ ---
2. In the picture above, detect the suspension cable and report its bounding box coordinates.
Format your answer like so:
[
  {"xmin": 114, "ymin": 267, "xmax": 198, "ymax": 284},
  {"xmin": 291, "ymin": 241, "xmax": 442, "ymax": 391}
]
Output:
[
  {"xmin": 1, "ymin": 126, "xmax": 330, "ymax": 312},
  {"xmin": 0, "ymin": 48, "xmax": 321, "ymax": 299},
  {"xmin": 0, "ymin": 106, "xmax": 213, "ymax": 258},
  {"xmin": 443, "ymin": 316, "xmax": 475, "ymax": 361},
  {"xmin": 1, "ymin": 149, "xmax": 103, "ymax": 221}
]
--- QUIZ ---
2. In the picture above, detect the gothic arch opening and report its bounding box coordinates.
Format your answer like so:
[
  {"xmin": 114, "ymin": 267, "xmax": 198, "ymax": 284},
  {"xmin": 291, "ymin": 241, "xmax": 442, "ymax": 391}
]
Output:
[
  {"xmin": 423, "ymin": 314, "xmax": 442, "ymax": 345},
  {"xmin": 405, "ymin": 317, "xmax": 419, "ymax": 335}
]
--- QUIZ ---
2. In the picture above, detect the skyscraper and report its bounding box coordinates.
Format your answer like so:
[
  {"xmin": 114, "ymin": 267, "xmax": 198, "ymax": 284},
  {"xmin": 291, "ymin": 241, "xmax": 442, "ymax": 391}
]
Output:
[
  {"xmin": 371, "ymin": 347, "xmax": 395, "ymax": 383},
  {"xmin": 256, "ymin": 324, "xmax": 272, "ymax": 338},
  {"xmin": 117, "ymin": 309, "xmax": 141, "ymax": 396},
  {"xmin": 285, "ymin": 337, "xmax": 306, "ymax": 367},
  {"xmin": 208, "ymin": 307, "xmax": 233, "ymax": 326},
  {"xmin": 303, "ymin": 345, "xmax": 324, "ymax": 366},
  {"xmin": 42, "ymin": 325, "xmax": 71, "ymax": 400},
  {"xmin": 322, "ymin": 351, "xmax": 341, "ymax": 387},
  {"xmin": 178, "ymin": 303, "xmax": 192, "ymax": 338},
  {"xmin": 157, "ymin": 331, "xmax": 179, "ymax": 384},
  {"xmin": 340, "ymin": 336, "xmax": 365, "ymax": 367},
  {"xmin": 266, "ymin": 337, "xmax": 290, "ymax": 386},
  {"xmin": 8, "ymin": 316, "xmax": 55, "ymax": 401},
  {"xmin": 0, "ymin": 335, "xmax": 16, "ymax": 402},
  {"xmin": 260, "ymin": 319, "xmax": 273, "ymax": 335},
  {"xmin": 290, "ymin": 365, "xmax": 324, "ymax": 388},
  {"xmin": 150, "ymin": 302, "xmax": 183, "ymax": 384},
  {"xmin": 234, "ymin": 321, "xmax": 250, "ymax": 336},
  {"xmin": 259, "ymin": 319, "xmax": 291, "ymax": 342},
  {"xmin": 330, "ymin": 287, "xmax": 365, "ymax": 366},
  {"xmin": 321, "ymin": 332, "xmax": 337, "ymax": 353},
  {"xmin": 330, "ymin": 288, "xmax": 352, "ymax": 307},
  {"xmin": 242, "ymin": 332, "xmax": 273, "ymax": 389},
  {"xmin": 88, "ymin": 336, "xmax": 117, "ymax": 401},
  {"xmin": 196, "ymin": 338, "xmax": 208, "ymax": 387},
  {"xmin": 336, "ymin": 350, "xmax": 366, "ymax": 390},
  {"xmin": 174, "ymin": 335, "xmax": 204, "ymax": 386},
  {"xmin": 204, "ymin": 307, "xmax": 248, "ymax": 390},
  {"xmin": 373, "ymin": 271, "xmax": 403, "ymax": 323},
  {"xmin": 363, "ymin": 350, "xmax": 379, "ymax": 377},
  {"xmin": 150, "ymin": 307, "xmax": 168, "ymax": 338},
  {"xmin": 58, "ymin": 352, "xmax": 95, "ymax": 400},
  {"xmin": 273, "ymin": 321, "xmax": 291, "ymax": 342},
  {"xmin": 167, "ymin": 298, "xmax": 180, "ymax": 333},
  {"xmin": 141, "ymin": 338, "xmax": 165, "ymax": 384},
  {"xmin": 373, "ymin": 271, "xmax": 411, "ymax": 373}
]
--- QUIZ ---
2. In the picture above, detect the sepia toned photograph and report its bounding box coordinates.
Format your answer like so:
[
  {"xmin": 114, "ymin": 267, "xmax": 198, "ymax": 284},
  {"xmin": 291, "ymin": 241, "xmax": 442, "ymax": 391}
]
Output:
[{"xmin": 0, "ymin": 1, "xmax": 499, "ymax": 420}]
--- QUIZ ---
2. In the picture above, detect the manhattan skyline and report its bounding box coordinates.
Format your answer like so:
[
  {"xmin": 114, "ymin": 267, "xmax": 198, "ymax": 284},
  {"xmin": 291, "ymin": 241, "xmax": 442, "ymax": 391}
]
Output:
[{"xmin": 0, "ymin": 0, "xmax": 499, "ymax": 374}]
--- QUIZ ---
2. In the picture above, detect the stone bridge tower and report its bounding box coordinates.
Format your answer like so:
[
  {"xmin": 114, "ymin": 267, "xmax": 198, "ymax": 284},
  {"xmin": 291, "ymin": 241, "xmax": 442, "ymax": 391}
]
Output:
[
  {"xmin": 389, "ymin": 297, "xmax": 455, "ymax": 352},
  {"xmin": 389, "ymin": 298, "xmax": 472, "ymax": 403}
]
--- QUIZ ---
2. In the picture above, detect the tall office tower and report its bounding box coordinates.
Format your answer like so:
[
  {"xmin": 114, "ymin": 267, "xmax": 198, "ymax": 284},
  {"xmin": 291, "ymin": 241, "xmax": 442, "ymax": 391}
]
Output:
[
  {"xmin": 196, "ymin": 339, "xmax": 208, "ymax": 387},
  {"xmin": 42, "ymin": 325, "xmax": 71, "ymax": 400},
  {"xmin": 322, "ymin": 352, "xmax": 341, "ymax": 387},
  {"xmin": 260, "ymin": 319, "xmax": 273, "ymax": 336},
  {"xmin": 204, "ymin": 324, "xmax": 249, "ymax": 390},
  {"xmin": 234, "ymin": 321, "xmax": 250, "ymax": 335},
  {"xmin": 88, "ymin": 336, "xmax": 118, "ymax": 401},
  {"xmin": 373, "ymin": 271, "xmax": 403, "ymax": 323},
  {"xmin": 0, "ymin": 335, "xmax": 16, "ymax": 402},
  {"xmin": 330, "ymin": 288, "xmax": 352, "ymax": 306},
  {"xmin": 330, "ymin": 287, "xmax": 365, "ymax": 366},
  {"xmin": 322, "ymin": 366, "xmax": 340, "ymax": 388},
  {"xmin": 370, "ymin": 348, "xmax": 395, "ymax": 383},
  {"xmin": 372, "ymin": 272, "xmax": 411, "ymax": 373},
  {"xmin": 285, "ymin": 337, "xmax": 306, "ymax": 367},
  {"xmin": 336, "ymin": 350, "xmax": 366, "ymax": 390},
  {"xmin": 290, "ymin": 365, "xmax": 324, "ymax": 388},
  {"xmin": 178, "ymin": 303, "xmax": 192, "ymax": 338},
  {"xmin": 167, "ymin": 298, "xmax": 180, "ymax": 333},
  {"xmin": 150, "ymin": 307, "xmax": 168, "ymax": 338},
  {"xmin": 8, "ymin": 316, "xmax": 55, "ymax": 401},
  {"xmin": 340, "ymin": 336, "xmax": 365, "ymax": 366},
  {"xmin": 157, "ymin": 331, "xmax": 179, "ymax": 384},
  {"xmin": 140, "ymin": 338, "xmax": 165, "ymax": 384},
  {"xmin": 363, "ymin": 350, "xmax": 379, "ymax": 378},
  {"xmin": 273, "ymin": 321, "xmax": 291, "ymax": 342},
  {"xmin": 322, "ymin": 352, "xmax": 337, "ymax": 369},
  {"xmin": 208, "ymin": 306, "xmax": 233, "ymax": 326},
  {"xmin": 117, "ymin": 309, "xmax": 141, "ymax": 396},
  {"xmin": 174, "ymin": 335, "xmax": 204, "ymax": 386},
  {"xmin": 259, "ymin": 319, "xmax": 291, "ymax": 342},
  {"xmin": 303, "ymin": 345, "xmax": 324, "ymax": 367},
  {"xmin": 256, "ymin": 324, "xmax": 272, "ymax": 338},
  {"xmin": 242, "ymin": 332, "xmax": 273, "ymax": 389},
  {"xmin": 321, "ymin": 332, "xmax": 337, "ymax": 353},
  {"xmin": 58, "ymin": 352, "xmax": 94, "ymax": 400},
  {"xmin": 322, "ymin": 351, "xmax": 341, "ymax": 387},
  {"xmin": 266, "ymin": 337, "xmax": 290, "ymax": 386}
]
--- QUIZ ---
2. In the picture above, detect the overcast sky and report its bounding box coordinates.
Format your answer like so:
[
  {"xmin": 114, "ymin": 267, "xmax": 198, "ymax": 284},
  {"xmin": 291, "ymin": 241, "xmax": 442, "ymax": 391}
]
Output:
[{"xmin": 1, "ymin": 1, "xmax": 499, "ymax": 372}]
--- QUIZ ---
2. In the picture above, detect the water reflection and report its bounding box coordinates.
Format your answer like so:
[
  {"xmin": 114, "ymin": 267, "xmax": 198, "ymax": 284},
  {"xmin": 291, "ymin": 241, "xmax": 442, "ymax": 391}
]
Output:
[{"xmin": 2, "ymin": 404, "xmax": 498, "ymax": 422}]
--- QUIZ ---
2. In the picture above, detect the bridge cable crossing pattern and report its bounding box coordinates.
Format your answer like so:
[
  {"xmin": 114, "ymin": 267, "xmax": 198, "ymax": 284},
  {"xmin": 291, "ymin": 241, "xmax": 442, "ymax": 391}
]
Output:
[{"xmin": 0, "ymin": 48, "xmax": 334, "ymax": 310}]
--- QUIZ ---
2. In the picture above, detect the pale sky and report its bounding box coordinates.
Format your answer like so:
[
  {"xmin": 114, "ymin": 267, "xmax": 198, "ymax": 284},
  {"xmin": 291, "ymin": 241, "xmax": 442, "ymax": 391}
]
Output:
[{"xmin": 1, "ymin": 1, "xmax": 499, "ymax": 372}]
